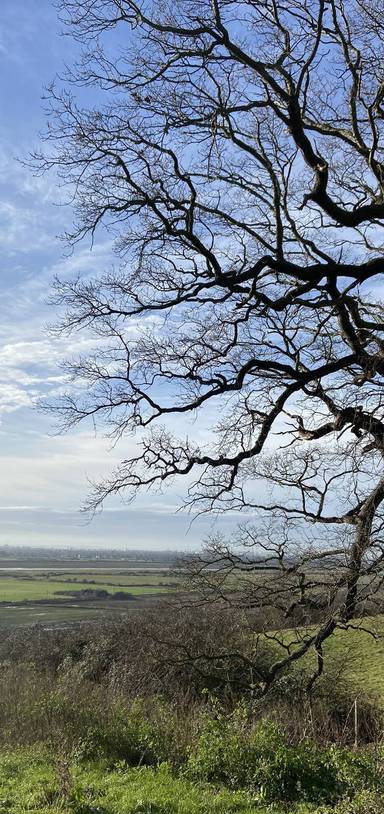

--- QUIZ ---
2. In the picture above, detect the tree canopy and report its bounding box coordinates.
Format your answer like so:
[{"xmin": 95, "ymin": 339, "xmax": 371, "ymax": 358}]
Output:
[{"xmin": 37, "ymin": 0, "xmax": 384, "ymax": 686}]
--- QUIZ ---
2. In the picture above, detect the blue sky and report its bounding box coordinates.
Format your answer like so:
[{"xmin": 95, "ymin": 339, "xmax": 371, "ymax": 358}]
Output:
[{"xmin": 0, "ymin": 0, "xmax": 244, "ymax": 550}]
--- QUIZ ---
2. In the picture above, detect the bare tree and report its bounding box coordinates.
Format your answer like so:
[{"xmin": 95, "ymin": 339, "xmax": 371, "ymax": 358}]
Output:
[{"xmin": 36, "ymin": 0, "xmax": 384, "ymax": 687}]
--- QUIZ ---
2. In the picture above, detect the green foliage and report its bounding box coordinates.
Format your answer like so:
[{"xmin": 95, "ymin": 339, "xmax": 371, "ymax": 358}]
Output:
[
  {"xmin": 0, "ymin": 736, "xmax": 382, "ymax": 813},
  {"xmin": 3, "ymin": 672, "xmax": 384, "ymax": 809},
  {"xmin": 185, "ymin": 703, "xmax": 383, "ymax": 804},
  {"xmin": 335, "ymin": 791, "xmax": 384, "ymax": 813},
  {"xmin": 34, "ymin": 690, "xmax": 175, "ymax": 765},
  {"xmin": 0, "ymin": 661, "xmax": 383, "ymax": 812},
  {"xmin": 0, "ymin": 749, "xmax": 284, "ymax": 814}
]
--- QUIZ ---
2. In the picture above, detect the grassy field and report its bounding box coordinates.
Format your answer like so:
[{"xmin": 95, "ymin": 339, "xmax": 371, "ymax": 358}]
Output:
[
  {"xmin": 0, "ymin": 560, "xmax": 176, "ymax": 627},
  {"xmin": 2, "ymin": 560, "xmax": 384, "ymax": 702},
  {"xmin": 271, "ymin": 613, "xmax": 384, "ymax": 711},
  {"xmin": 0, "ymin": 747, "xmax": 339, "ymax": 814},
  {"xmin": 23, "ymin": 571, "xmax": 178, "ymax": 585},
  {"xmin": 0, "ymin": 576, "xmax": 170, "ymax": 601},
  {"xmin": 317, "ymin": 617, "xmax": 384, "ymax": 701}
]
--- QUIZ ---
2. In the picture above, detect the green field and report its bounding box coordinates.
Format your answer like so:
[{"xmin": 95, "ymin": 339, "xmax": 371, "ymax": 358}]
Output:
[
  {"xmin": 317, "ymin": 617, "xmax": 384, "ymax": 701},
  {"xmin": 0, "ymin": 747, "xmax": 337, "ymax": 814},
  {"xmin": 0, "ymin": 576, "xmax": 170, "ymax": 601},
  {"xmin": 0, "ymin": 562, "xmax": 176, "ymax": 627},
  {"xmin": 27, "ymin": 571, "xmax": 178, "ymax": 585},
  {"xmin": 272, "ymin": 614, "xmax": 384, "ymax": 709}
]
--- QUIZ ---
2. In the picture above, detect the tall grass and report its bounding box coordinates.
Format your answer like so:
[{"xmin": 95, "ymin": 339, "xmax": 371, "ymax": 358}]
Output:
[
  {"xmin": 0, "ymin": 664, "xmax": 381, "ymax": 807},
  {"xmin": 0, "ymin": 612, "xmax": 383, "ymax": 808}
]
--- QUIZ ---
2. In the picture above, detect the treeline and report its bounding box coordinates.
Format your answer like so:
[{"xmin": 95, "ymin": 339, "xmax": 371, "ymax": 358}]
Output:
[{"xmin": 0, "ymin": 545, "xmax": 182, "ymax": 562}]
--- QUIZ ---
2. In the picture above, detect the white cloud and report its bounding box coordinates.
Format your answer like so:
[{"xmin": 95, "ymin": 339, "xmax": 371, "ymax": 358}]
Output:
[{"xmin": 0, "ymin": 5, "xmax": 233, "ymax": 548}]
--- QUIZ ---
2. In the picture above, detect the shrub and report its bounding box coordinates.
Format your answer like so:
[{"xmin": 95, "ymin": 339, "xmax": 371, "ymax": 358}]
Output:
[
  {"xmin": 185, "ymin": 703, "xmax": 383, "ymax": 804},
  {"xmin": 35, "ymin": 691, "xmax": 175, "ymax": 765},
  {"xmin": 326, "ymin": 791, "xmax": 384, "ymax": 814},
  {"xmin": 259, "ymin": 664, "xmax": 384, "ymax": 745}
]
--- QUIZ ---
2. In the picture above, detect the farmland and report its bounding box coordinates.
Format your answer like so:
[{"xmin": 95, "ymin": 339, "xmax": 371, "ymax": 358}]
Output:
[{"xmin": 0, "ymin": 555, "xmax": 178, "ymax": 627}]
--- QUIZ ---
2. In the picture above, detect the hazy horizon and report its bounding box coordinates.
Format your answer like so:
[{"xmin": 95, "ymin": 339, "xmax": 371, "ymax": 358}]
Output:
[{"xmin": 0, "ymin": 1, "xmax": 246, "ymax": 550}]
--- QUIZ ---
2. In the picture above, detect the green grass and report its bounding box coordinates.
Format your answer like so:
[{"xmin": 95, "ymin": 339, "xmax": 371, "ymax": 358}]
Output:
[
  {"xmin": 14, "ymin": 571, "xmax": 176, "ymax": 586},
  {"xmin": 48, "ymin": 573, "xmax": 177, "ymax": 586},
  {"xmin": 277, "ymin": 614, "xmax": 384, "ymax": 705},
  {"xmin": 0, "ymin": 566, "xmax": 174, "ymax": 627},
  {"xmin": 319, "ymin": 617, "xmax": 384, "ymax": 701},
  {"xmin": 0, "ymin": 577, "xmax": 170, "ymax": 602},
  {"xmin": 0, "ymin": 568, "xmax": 173, "ymax": 627},
  {"xmin": 271, "ymin": 614, "xmax": 384, "ymax": 709},
  {"xmin": 0, "ymin": 747, "xmax": 322, "ymax": 814}
]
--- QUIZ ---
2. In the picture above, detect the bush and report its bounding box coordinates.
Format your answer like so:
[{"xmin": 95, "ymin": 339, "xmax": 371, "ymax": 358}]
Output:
[
  {"xmin": 185, "ymin": 703, "xmax": 383, "ymax": 804},
  {"xmin": 259, "ymin": 664, "xmax": 384, "ymax": 745},
  {"xmin": 32, "ymin": 690, "xmax": 177, "ymax": 765},
  {"xmin": 0, "ymin": 663, "xmax": 383, "ymax": 806},
  {"xmin": 0, "ymin": 608, "xmax": 276, "ymax": 703},
  {"xmin": 326, "ymin": 791, "xmax": 384, "ymax": 813}
]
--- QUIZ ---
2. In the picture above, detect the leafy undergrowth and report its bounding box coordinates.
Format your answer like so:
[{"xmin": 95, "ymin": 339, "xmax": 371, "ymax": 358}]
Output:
[
  {"xmin": 0, "ymin": 747, "xmax": 383, "ymax": 814},
  {"xmin": 0, "ymin": 681, "xmax": 383, "ymax": 813},
  {"xmin": 0, "ymin": 747, "xmax": 289, "ymax": 814}
]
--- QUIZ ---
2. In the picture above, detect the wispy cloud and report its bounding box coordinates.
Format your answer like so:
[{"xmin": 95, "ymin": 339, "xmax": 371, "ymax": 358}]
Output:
[{"xmin": 0, "ymin": 0, "xmax": 238, "ymax": 550}]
